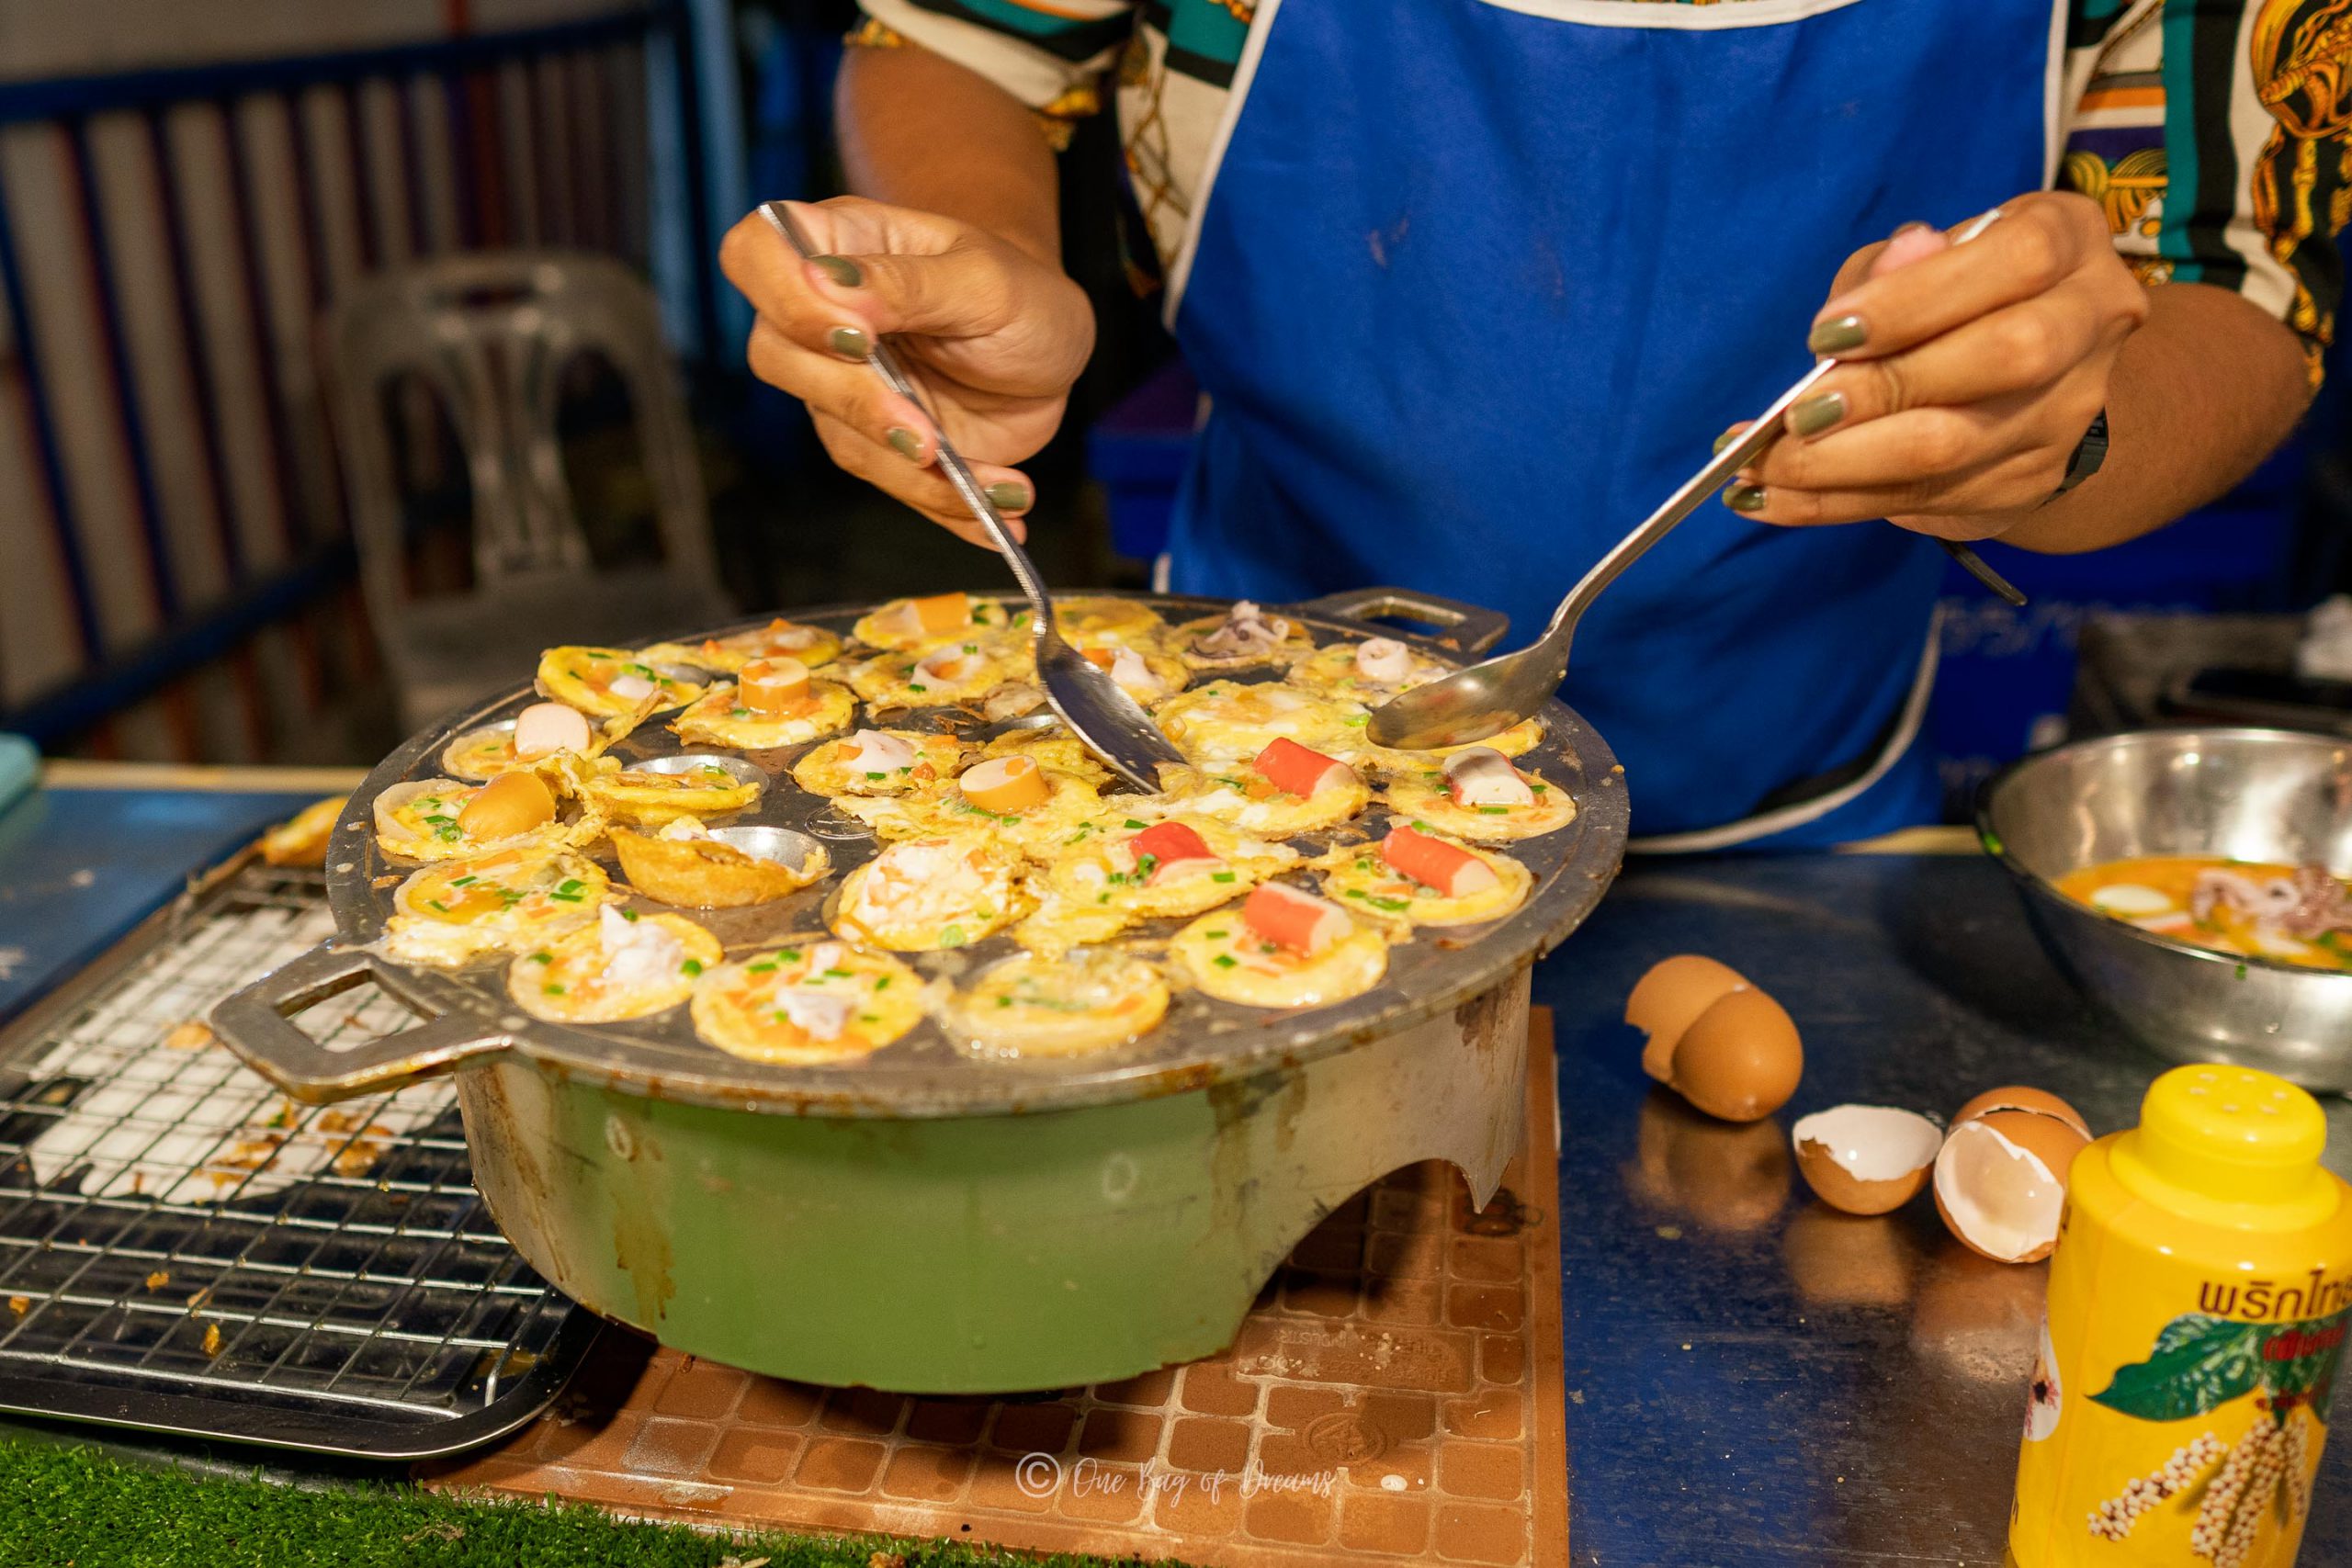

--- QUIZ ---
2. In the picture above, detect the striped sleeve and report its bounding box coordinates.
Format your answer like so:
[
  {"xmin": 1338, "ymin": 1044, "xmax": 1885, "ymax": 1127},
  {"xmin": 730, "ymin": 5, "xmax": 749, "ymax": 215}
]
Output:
[
  {"xmin": 856, "ymin": 0, "xmax": 1136, "ymax": 118},
  {"xmin": 2058, "ymin": 0, "xmax": 2352, "ymax": 385}
]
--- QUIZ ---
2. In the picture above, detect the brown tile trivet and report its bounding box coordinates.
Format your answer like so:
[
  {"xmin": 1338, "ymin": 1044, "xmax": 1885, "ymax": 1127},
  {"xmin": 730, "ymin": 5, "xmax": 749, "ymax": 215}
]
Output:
[{"xmin": 419, "ymin": 1010, "xmax": 1568, "ymax": 1567}]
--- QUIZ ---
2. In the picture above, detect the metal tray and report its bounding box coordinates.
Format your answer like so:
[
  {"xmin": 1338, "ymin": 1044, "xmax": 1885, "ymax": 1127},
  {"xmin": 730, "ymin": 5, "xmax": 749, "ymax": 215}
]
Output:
[
  {"xmin": 0, "ymin": 851, "xmax": 598, "ymax": 1459},
  {"xmin": 220, "ymin": 589, "xmax": 1628, "ymax": 1117}
]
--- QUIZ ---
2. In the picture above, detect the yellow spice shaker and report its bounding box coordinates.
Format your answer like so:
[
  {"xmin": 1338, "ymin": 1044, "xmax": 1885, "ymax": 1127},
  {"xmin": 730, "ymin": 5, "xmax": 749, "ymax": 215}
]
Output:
[{"xmin": 2010, "ymin": 1064, "xmax": 2352, "ymax": 1566}]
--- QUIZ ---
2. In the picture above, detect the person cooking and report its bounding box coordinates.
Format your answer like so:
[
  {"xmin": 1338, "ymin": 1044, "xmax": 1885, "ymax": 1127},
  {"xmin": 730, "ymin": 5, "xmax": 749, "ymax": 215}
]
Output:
[{"xmin": 721, "ymin": 0, "xmax": 2349, "ymax": 849}]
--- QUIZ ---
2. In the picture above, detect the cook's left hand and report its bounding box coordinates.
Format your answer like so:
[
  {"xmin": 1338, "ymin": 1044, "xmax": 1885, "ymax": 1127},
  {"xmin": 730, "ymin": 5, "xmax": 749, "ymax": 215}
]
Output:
[{"xmin": 1725, "ymin": 193, "xmax": 2150, "ymax": 540}]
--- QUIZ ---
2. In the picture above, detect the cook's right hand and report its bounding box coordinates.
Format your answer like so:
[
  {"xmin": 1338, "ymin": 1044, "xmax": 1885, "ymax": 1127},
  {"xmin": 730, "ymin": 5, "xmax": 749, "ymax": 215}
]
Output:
[{"xmin": 720, "ymin": 197, "xmax": 1096, "ymax": 547}]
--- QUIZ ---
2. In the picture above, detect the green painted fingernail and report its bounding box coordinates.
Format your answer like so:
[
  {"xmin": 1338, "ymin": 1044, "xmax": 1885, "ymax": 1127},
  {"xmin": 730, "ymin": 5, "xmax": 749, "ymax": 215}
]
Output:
[
  {"xmin": 1723, "ymin": 483, "xmax": 1767, "ymax": 513},
  {"xmin": 1713, "ymin": 427, "xmax": 1742, "ymax": 455},
  {"xmin": 887, "ymin": 427, "xmax": 922, "ymax": 462},
  {"xmin": 985, "ymin": 481, "xmax": 1031, "ymax": 512},
  {"xmin": 1790, "ymin": 391, "xmax": 1848, "ymax": 437},
  {"xmin": 812, "ymin": 254, "xmax": 863, "ymax": 288},
  {"xmin": 1808, "ymin": 315, "xmax": 1867, "ymax": 355},
  {"xmin": 828, "ymin": 326, "xmax": 871, "ymax": 359}
]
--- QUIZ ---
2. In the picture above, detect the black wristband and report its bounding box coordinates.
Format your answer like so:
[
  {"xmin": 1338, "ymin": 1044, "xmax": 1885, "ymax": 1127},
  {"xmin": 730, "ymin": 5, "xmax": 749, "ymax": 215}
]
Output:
[{"xmin": 2052, "ymin": 408, "xmax": 2109, "ymax": 497}]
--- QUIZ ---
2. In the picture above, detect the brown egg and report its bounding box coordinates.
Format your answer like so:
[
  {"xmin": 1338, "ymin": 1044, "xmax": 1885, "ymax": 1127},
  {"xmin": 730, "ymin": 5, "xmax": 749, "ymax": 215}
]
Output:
[
  {"xmin": 1932, "ymin": 1109, "xmax": 2090, "ymax": 1264},
  {"xmin": 457, "ymin": 772, "xmax": 557, "ymax": 840},
  {"xmin": 1950, "ymin": 1086, "xmax": 2089, "ymax": 1140},
  {"xmin": 1791, "ymin": 1105, "xmax": 1941, "ymax": 1215},
  {"xmin": 1626, "ymin": 953, "xmax": 1751, "ymax": 1083},
  {"xmin": 1782, "ymin": 1204, "xmax": 1920, "ymax": 1306},
  {"xmin": 1668, "ymin": 987, "xmax": 1803, "ymax": 1123}
]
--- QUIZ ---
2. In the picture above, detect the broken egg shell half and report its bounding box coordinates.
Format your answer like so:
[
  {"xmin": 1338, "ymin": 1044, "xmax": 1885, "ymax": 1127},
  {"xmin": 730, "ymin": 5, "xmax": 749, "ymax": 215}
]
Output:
[
  {"xmin": 1667, "ymin": 987, "xmax": 1803, "ymax": 1124},
  {"xmin": 1792, "ymin": 1104, "xmax": 1942, "ymax": 1215},
  {"xmin": 1626, "ymin": 953, "xmax": 1751, "ymax": 1083},
  {"xmin": 1950, "ymin": 1085, "xmax": 2090, "ymax": 1141},
  {"xmin": 1932, "ymin": 1109, "xmax": 2090, "ymax": 1265}
]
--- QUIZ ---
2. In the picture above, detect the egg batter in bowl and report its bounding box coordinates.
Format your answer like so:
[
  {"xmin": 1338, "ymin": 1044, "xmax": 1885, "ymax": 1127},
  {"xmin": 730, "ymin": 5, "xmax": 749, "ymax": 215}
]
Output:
[{"xmin": 2053, "ymin": 856, "xmax": 2352, "ymax": 971}]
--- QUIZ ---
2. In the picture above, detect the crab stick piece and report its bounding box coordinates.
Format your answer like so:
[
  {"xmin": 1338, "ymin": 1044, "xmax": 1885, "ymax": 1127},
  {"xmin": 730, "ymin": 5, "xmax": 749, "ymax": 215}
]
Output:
[
  {"xmin": 458, "ymin": 773, "xmax": 556, "ymax": 840},
  {"xmin": 1382, "ymin": 826, "xmax": 1499, "ymax": 897},
  {"xmin": 514, "ymin": 701, "xmax": 592, "ymax": 760},
  {"xmin": 960, "ymin": 755, "xmax": 1052, "ymax": 813},
  {"xmin": 1254, "ymin": 738, "xmax": 1358, "ymax": 798},
  {"xmin": 1442, "ymin": 747, "xmax": 1535, "ymax": 807},
  {"xmin": 1130, "ymin": 821, "xmax": 1217, "ymax": 882},
  {"xmin": 1242, "ymin": 883, "xmax": 1354, "ymax": 957},
  {"xmin": 1353, "ymin": 638, "xmax": 1414, "ymax": 684},
  {"xmin": 843, "ymin": 729, "xmax": 917, "ymax": 772},
  {"xmin": 738, "ymin": 657, "xmax": 811, "ymax": 716}
]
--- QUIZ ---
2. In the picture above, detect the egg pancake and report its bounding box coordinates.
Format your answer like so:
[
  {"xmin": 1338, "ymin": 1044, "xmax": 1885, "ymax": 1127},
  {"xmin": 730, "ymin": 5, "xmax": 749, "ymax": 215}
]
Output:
[
  {"xmin": 641, "ymin": 616, "xmax": 842, "ymax": 673},
  {"xmin": 1053, "ymin": 595, "xmax": 1165, "ymax": 646},
  {"xmin": 950, "ymin": 951, "xmax": 1170, "ymax": 1057},
  {"xmin": 1169, "ymin": 900, "xmax": 1390, "ymax": 1009},
  {"xmin": 852, "ymin": 592, "xmax": 1010, "ymax": 649},
  {"xmin": 373, "ymin": 778, "xmax": 586, "ymax": 863},
  {"xmin": 442, "ymin": 703, "xmax": 644, "ymax": 782},
  {"xmin": 978, "ymin": 725, "xmax": 1114, "ymax": 787},
  {"xmin": 831, "ymin": 835, "xmax": 1030, "ymax": 951},
  {"xmin": 536, "ymin": 646, "xmax": 707, "ymax": 718},
  {"xmin": 382, "ymin": 849, "xmax": 613, "ymax": 966},
  {"xmin": 610, "ymin": 822, "xmax": 827, "ymax": 908},
  {"xmin": 1141, "ymin": 761, "xmax": 1369, "ymax": 836},
  {"xmin": 844, "ymin": 636, "xmax": 1025, "ymax": 709},
  {"xmin": 671, "ymin": 675, "xmax": 855, "ymax": 749},
  {"xmin": 1019, "ymin": 814, "xmax": 1299, "ymax": 956},
  {"xmin": 1286, "ymin": 638, "xmax": 1456, "ymax": 702},
  {"xmin": 1071, "ymin": 641, "xmax": 1188, "ymax": 705},
  {"xmin": 508, "ymin": 908, "xmax": 723, "ymax": 1022},
  {"xmin": 792, "ymin": 728, "xmax": 969, "ymax": 797},
  {"xmin": 580, "ymin": 758, "xmax": 762, "ymax": 825},
  {"xmin": 1383, "ymin": 765, "xmax": 1577, "ymax": 841},
  {"xmin": 1153, "ymin": 680, "xmax": 1364, "ymax": 762},
  {"xmin": 831, "ymin": 767, "xmax": 1102, "ymax": 851},
  {"xmin": 691, "ymin": 938, "xmax": 924, "ymax": 1064},
  {"xmin": 1314, "ymin": 834, "xmax": 1532, "ymax": 928},
  {"xmin": 1351, "ymin": 716, "xmax": 1544, "ymax": 774},
  {"xmin": 1169, "ymin": 603, "xmax": 1315, "ymax": 671}
]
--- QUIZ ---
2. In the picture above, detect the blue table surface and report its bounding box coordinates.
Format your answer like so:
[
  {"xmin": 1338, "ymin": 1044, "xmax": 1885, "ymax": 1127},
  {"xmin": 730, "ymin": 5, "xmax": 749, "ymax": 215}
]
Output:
[{"xmin": 5, "ymin": 785, "xmax": 2349, "ymax": 1562}]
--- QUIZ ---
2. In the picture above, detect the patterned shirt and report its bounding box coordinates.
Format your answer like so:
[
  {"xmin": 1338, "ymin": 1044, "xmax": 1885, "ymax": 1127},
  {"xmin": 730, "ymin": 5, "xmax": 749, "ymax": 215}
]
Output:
[{"xmin": 857, "ymin": 0, "xmax": 2352, "ymax": 381}]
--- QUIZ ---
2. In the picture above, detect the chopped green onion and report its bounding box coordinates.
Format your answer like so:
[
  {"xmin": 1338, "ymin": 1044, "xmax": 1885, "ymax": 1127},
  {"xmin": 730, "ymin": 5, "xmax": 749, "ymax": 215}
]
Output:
[
  {"xmin": 548, "ymin": 891, "xmax": 582, "ymax": 902},
  {"xmin": 1204, "ymin": 930, "xmax": 1228, "ymax": 940},
  {"xmin": 527, "ymin": 952, "xmax": 553, "ymax": 964},
  {"xmin": 940, "ymin": 924, "xmax": 967, "ymax": 947},
  {"xmin": 1478, "ymin": 806, "xmax": 1510, "ymax": 816},
  {"xmin": 748, "ymin": 962, "xmax": 778, "ymax": 974},
  {"xmin": 425, "ymin": 898, "xmax": 450, "ymax": 912},
  {"xmin": 619, "ymin": 908, "xmax": 639, "ymax": 921},
  {"xmin": 1124, "ymin": 819, "xmax": 1147, "ymax": 830},
  {"xmin": 996, "ymin": 995, "xmax": 1014, "ymax": 1008},
  {"xmin": 865, "ymin": 772, "xmax": 888, "ymax": 781},
  {"xmin": 822, "ymin": 967, "xmax": 854, "ymax": 980},
  {"xmin": 557, "ymin": 879, "xmax": 583, "ymax": 895},
  {"xmin": 1211, "ymin": 871, "xmax": 1238, "ymax": 884},
  {"xmin": 449, "ymin": 875, "xmax": 478, "ymax": 886},
  {"xmin": 873, "ymin": 976, "xmax": 891, "ymax": 991},
  {"xmin": 542, "ymin": 984, "xmax": 566, "ymax": 996},
  {"xmin": 776, "ymin": 947, "xmax": 802, "ymax": 962},
  {"xmin": 1370, "ymin": 896, "xmax": 1411, "ymax": 911},
  {"xmin": 908, "ymin": 683, "xmax": 928, "ymax": 694},
  {"xmin": 681, "ymin": 959, "xmax": 704, "ymax": 976},
  {"xmin": 1213, "ymin": 954, "xmax": 1238, "ymax": 969}
]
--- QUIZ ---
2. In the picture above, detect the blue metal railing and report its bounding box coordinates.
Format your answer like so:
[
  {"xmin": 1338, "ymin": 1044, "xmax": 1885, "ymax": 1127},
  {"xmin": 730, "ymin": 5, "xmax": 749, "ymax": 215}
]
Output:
[{"xmin": 0, "ymin": 5, "xmax": 721, "ymax": 754}]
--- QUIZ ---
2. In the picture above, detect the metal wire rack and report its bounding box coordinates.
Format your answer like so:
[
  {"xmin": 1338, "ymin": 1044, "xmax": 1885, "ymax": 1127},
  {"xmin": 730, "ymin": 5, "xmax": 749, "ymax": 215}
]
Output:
[{"xmin": 0, "ymin": 855, "xmax": 596, "ymax": 1458}]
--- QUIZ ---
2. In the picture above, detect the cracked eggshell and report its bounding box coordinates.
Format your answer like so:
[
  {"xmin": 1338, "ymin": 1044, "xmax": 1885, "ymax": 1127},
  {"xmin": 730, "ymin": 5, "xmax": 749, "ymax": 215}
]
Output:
[
  {"xmin": 1792, "ymin": 1104, "xmax": 1942, "ymax": 1215},
  {"xmin": 1951, "ymin": 1085, "xmax": 2089, "ymax": 1141},
  {"xmin": 1932, "ymin": 1110, "xmax": 2089, "ymax": 1264},
  {"xmin": 1668, "ymin": 987, "xmax": 1803, "ymax": 1123},
  {"xmin": 1625, "ymin": 953, "xmax": 1752, "ymax": 1083}
]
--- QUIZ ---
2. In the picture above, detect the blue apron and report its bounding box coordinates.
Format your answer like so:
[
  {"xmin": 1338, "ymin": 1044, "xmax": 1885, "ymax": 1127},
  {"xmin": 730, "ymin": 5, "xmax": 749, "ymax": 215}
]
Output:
[{"xmin": 1165, "ymin": 0, "xmax": 2056, "ymax": 847}]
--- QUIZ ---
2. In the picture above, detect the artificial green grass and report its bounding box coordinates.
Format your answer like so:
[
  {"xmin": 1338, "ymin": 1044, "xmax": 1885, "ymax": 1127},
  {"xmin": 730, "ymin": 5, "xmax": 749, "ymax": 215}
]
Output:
[{"xmin": 0, "ymin": 1438, "xmax": 1154, "ymax": 1568}]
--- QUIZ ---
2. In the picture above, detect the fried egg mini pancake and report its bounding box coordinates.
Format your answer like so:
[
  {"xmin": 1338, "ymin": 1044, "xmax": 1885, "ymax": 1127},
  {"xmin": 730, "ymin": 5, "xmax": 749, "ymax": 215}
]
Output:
[
  {"xmin": 1315, "ymin": 828, "xmax": 1532, "ymax": 928},
  {"xmin": 1144, "ymin": 758, "xmax": 1368, "ymax": 836},
  {"xmin": 509, "ymin": 907, "xmax": 722, "ymax": 1022},
  {"xmin": 792, "ymin": 728, "xmax": 968, "ymax": 797},
  {"xmin": 536, "ymin": 647, "xmax": 707, "ymax": 718},
  {"xmin": 1170, "ymin": 601, "xmax": 1315, "ymax": 671},
  {"xmin": 1382, "ymin": 748, "xmax": 1577, "ymax": 841},
  {"xmin": 382, "ymin": 850, "xmax": 613, "ymax": 967},
  {"xmin": 374, "ymin": 777, "xmax": 582, "ymax": 862},
  {"xmin": 1020, "ymin": 815, "xmax": 1299, "ymax": 956},
  {"xmin": 833, "ymin": 765, "xmax": 1103, "ymax": 850},
  {"xmin": 844, "ymin": 637, "xmax": 1023, "ymax": 710},
  {"xmin": 582, "ymin": 756, "xmax": 763, "ymax": 824},
  {"xmin": 691, "ymin": 938, "xmax": 924, "ymax": 1064},
  {"xmin": 1052, "ymin": 595, "xmax": 1165, "ymax": 646},
  {"xmin": 852, "ymin": 592, "xmax": 1010, "ymax": 650},
  {"xmin": 1287, "ymin": 637, "xmax": 1454, "ymax": 702},
  {"xmin": 831, "ymin": 836, "xmax": 1030, "ymax": 951},
  {"xmin": 978, "ymin": 725, "xmax": 1113, "ymax": 787},
  {"xmin": 671, "ymin": 673, "xmax": 855, "ymax": 749},
  {"xmin": 1353, "ymin": 716, "xmax": 1544, "ymax": 774},
  {"xmin": 950, "ymin": 951, "xmax": 1170, "ymax": 1057},
  {"xmin": 1154, "ymin": 680, "xmax": 1363, "ymax": 762},
  {"xmin": 1170, "ymin": 885, "xmax": 1390, "ymax": 1009},
  {"xmin": 642, "ymin": 616, "xmax": 842, "ymax": 673}
]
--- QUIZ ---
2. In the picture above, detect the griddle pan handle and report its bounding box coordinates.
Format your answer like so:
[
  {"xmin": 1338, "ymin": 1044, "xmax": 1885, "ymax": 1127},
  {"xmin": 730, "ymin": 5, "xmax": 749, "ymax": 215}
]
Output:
[
  {"xmin": 1283, "ymin": 587, "xmax": 1511, "ymax": 655},
  {"xmin": 209, "ymin": 944, "xmax": 511, "ymax": 1103}
]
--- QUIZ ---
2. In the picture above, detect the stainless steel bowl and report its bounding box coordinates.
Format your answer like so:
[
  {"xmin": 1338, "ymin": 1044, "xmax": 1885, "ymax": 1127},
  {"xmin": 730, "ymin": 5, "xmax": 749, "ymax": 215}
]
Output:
[{"xmin": 1977, "ymin": 728, "xmax": 2352, "ymax": 1089}]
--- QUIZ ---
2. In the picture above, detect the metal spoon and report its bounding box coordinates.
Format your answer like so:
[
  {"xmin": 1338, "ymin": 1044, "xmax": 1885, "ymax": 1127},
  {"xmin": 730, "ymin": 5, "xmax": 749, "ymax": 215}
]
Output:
[
  {"xmin": 759, "ymin": 201, "xmax": 1185, "ymax": 791},
  {"xmin": 1368, "ymin": 210, "xmax": 2024, "ymax": 751}
]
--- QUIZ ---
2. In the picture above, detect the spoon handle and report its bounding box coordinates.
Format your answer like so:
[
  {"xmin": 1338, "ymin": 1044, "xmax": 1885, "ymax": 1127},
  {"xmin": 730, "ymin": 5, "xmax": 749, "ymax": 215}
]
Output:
[{"xmin": 757, "ymin": 201, "xmax": 1055, "ymax": 622}]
